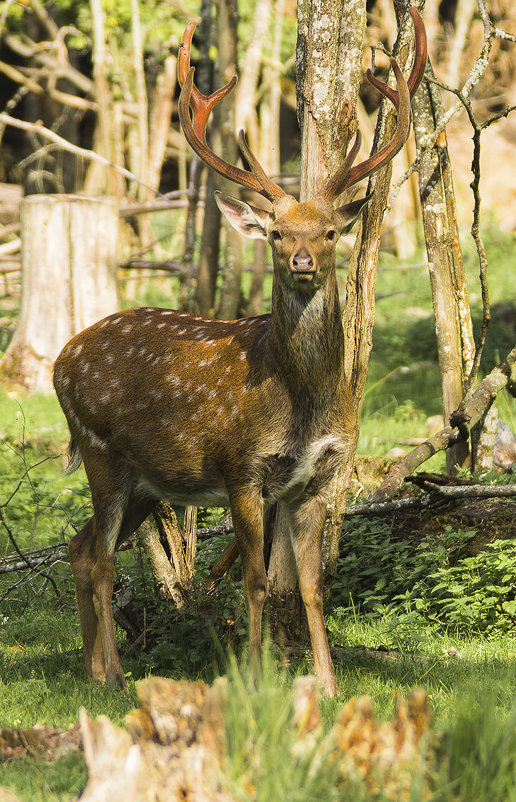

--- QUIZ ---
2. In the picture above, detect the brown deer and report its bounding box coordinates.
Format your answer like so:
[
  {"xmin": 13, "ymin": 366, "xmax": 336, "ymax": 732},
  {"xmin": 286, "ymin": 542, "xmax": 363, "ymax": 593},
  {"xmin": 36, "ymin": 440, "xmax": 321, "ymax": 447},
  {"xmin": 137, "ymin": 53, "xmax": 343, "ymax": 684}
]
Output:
[{"xmin": 53, "ymin": 10, "xmax": 426, "ymax": 695}]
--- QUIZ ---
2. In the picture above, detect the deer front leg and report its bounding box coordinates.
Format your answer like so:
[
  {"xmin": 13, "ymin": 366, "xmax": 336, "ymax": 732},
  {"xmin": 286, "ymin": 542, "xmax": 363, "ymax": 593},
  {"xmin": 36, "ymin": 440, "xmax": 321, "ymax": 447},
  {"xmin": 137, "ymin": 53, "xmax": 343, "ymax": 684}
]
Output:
[
  {"xmin": 287, "ymin": 497, "xmax": 337, "ymax": 696},
  {"xmin": 229, "ymin": 489, "xmax": 267, "ymax": 673}
]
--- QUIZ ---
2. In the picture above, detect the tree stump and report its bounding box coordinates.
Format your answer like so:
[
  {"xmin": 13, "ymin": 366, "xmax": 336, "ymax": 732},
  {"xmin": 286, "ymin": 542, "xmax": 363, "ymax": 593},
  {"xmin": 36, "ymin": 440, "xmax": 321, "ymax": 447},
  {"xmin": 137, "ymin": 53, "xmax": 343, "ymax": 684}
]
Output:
[{"xmin": 0, "ymin": 194, "xmax": 119, "ymax": 393}]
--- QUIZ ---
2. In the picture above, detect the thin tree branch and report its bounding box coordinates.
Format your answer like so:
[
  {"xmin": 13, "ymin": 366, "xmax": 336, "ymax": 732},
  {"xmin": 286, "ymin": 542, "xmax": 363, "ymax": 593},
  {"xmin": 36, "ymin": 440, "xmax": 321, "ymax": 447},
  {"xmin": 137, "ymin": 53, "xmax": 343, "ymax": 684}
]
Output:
[{"xmin": 0, "ymin": 113, "xmax": 166, "ymax": 199}]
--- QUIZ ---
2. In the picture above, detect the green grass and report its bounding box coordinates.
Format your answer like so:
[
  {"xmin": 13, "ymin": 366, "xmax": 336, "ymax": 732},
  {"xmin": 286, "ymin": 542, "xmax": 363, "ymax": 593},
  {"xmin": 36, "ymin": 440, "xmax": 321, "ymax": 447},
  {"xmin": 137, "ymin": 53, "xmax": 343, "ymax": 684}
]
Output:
[
  {"xmin": 0, "ymin": 753, "xmax": 87, "ymax": 802},
  {"xmin": 3, "ymin": 613, "xmax": 516, "ymax": 801}
]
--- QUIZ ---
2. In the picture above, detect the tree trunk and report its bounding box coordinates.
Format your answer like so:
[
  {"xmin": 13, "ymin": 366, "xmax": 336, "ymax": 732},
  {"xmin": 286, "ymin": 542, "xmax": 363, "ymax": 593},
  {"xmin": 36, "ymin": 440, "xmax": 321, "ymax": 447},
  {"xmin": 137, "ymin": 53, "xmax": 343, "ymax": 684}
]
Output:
[
  {"xmin": 411, "ymin": 56, "xmax": 473, "ymax": 473},
  {"xmin": 235, "ymin": 0, "xmax": 272, "ymax": 143},
  {"xmin": 129, "ymin": 0, "xmax": 152, "ymax": 247},
  {"xmin": 216, "ymin": 0, "xmax": 243, "ymax": 321},
  {"xmin": 267, "ymin": 0, "xmax": 368, "ymax": 638},
  {"xmin": 296, "ymin": 0, "xmax": 366, "ymax": 200},
  {"xmin": 245, "ymin": 0, "xmax": 284, "ymax": 315},
  {"xmin": 196, "ymin": 172, "xmax": 221, "ymax": 316},
  {"xmin": 85, "ymin": 0, "xmax": 122, "ymax": 197},
  {"xmin": 0, "ymin": 195, "xmax": 119, "ymax": 393}
]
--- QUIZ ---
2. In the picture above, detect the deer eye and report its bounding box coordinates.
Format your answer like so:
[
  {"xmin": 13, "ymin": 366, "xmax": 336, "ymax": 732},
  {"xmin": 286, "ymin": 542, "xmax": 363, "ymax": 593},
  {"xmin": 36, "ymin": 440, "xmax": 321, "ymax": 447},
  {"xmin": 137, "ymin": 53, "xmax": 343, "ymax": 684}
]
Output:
[
  {"xmin": 271, "ymin": 229, "xmax": 282, "ymax": 242},
  {"xmin": 325, "ymin": 230, "xmax": 337, "ymax": 242}
]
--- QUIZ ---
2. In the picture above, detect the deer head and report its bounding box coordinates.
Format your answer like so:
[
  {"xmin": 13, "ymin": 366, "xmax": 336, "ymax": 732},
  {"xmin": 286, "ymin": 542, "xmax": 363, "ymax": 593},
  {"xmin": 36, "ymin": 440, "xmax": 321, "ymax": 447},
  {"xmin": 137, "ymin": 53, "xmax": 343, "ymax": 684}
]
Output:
[{"xmin": 178, "ymin": 7, "xmax": 427, "ymax": 296}]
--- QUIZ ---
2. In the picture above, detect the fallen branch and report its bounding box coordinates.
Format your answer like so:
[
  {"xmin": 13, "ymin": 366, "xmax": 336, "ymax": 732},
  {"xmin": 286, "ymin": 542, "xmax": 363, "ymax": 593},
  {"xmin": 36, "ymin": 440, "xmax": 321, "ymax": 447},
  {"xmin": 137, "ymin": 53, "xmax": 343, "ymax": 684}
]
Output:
[
  {"xmin": 0, "ymin": 548, "xmax": 68, "ymax": 574},
  {"xmin": 371, "ymin": 345, "xmax": 516, "ymax": 502},
  {"xmin": 347, "ymin": 482, "xmax": 516, "ymax": 518},
  {"xmin": 422, "ymin": 481, "xmax": 516, "ymax": 500}
]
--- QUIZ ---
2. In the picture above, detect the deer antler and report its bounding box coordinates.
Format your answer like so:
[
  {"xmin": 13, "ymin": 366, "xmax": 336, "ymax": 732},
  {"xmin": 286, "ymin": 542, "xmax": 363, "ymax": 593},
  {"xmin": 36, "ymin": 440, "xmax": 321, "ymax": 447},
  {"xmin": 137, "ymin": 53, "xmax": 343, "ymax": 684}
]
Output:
[
  {"xmin": 178, "ymin": 23, "xmax": 286, "ymax": 203},
  {"xmin": 178, "ymin": 8, "xmax": 427, "ymax": 207},
  {"xmin": 319, "ymin": 7, "xmax": 427, "ymax": 203}
]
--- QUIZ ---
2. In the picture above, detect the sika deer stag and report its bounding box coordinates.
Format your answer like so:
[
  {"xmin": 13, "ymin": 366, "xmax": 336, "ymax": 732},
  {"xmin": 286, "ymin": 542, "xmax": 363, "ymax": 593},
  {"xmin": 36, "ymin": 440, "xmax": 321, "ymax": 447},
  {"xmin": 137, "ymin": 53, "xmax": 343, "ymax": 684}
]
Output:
[{"xmin": 54, "ymin": 10, "xmax": 426, "ymax": 694}]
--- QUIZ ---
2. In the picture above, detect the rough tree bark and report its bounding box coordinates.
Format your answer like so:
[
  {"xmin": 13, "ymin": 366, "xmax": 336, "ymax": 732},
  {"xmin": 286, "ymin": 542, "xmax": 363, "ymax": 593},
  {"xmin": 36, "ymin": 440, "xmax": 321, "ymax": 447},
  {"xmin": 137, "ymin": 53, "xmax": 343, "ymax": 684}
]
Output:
[
  {"xmin": 0, "ymin": 195, "xmax": 119, "ymax": 393},
  {"xmin": 267, "ymin": 0, "xmax": 368, "ymax": 635},
  {"xmin": 411, "ymin": 50, "xmax": 473, "ymax": 474}
]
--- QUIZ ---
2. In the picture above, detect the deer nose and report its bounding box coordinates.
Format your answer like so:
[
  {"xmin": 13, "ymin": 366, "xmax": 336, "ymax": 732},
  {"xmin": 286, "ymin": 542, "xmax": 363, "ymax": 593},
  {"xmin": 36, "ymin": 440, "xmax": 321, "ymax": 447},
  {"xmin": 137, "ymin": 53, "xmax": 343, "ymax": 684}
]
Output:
[{"xmin": 291, "ymin": 247, "xmax": 315, "ymax": 273}]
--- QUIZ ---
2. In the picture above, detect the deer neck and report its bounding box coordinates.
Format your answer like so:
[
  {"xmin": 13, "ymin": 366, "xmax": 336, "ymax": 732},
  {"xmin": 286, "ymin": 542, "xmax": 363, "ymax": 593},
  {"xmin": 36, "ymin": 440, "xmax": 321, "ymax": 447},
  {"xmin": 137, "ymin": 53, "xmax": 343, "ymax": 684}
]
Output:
[{"xmin": 268, "ymin": 271, "xmax": 345, "ymax": 410}]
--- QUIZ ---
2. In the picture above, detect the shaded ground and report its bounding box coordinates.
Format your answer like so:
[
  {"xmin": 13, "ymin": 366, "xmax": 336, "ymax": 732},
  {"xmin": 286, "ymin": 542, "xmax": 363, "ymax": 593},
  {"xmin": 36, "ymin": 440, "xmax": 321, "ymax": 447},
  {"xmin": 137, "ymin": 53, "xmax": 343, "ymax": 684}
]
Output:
[{"xmin": 389, "ymin": 497, "xmax": 516, "ymax": 557}]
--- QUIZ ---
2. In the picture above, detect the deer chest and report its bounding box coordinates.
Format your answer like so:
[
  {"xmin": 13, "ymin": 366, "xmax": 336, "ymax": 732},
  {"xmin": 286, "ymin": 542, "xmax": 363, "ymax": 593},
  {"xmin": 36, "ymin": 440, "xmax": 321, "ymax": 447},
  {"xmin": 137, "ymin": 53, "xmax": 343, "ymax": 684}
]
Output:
[{"xmin": 261, "ymin": 434, "xmax": 348, "ymax": 504}]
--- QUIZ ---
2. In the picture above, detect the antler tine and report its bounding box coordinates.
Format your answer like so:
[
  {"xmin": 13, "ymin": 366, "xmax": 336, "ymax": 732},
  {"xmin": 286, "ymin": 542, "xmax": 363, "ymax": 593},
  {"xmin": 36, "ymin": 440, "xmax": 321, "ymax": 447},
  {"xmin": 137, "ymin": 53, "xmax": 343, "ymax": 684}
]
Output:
[
  {"xmin": 237, "ymin": 131, "xmax": 286, "ymax": 202},
  {"xmin": 366, "ymin": 8, "xmax": 427, "ymax": 109},
  {"xmin": 178, "ymin": 23, "xmax": 285, "ymax": 203},
  {"xmin": 319, "ymin": 7, "xmax": 427, "ymax": 203},
  {"xmin": 178, "ymin": 22, "xmax": 236, "ymax": 141}
]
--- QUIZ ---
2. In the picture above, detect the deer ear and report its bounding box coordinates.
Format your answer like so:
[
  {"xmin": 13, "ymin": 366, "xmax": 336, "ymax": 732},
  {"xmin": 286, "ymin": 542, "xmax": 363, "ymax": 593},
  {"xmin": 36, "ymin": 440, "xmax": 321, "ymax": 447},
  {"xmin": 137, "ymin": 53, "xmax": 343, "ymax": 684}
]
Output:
[
  {"xmin": 334, "ymin": 192, "xmax": 374, "ymax": 235},
  {"xmin": 214, "ymin": 191, "xmax": 271, "ymax": 240}
]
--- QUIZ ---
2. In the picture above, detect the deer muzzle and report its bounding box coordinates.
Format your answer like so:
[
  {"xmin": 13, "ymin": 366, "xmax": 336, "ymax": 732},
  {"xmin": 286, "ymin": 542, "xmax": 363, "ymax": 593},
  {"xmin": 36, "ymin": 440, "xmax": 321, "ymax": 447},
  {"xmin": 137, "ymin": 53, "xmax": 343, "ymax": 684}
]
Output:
[{"xmin": 290, "ymin": 247, "xmax": 316, "ymax": 281}]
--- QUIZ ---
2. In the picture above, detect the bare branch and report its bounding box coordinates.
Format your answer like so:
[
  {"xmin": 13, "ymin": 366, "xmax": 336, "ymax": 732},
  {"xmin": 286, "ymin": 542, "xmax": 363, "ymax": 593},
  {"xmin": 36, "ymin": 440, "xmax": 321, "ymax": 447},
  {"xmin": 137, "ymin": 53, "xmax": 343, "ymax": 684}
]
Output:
[
  {"xmin": 389, "ymin": 1, "xmax": 516, "ymax": 208},
  {"xmin": 0, "ymin": 112, "xmax": 165, "ymax": 199},
  {"xmin": 422, "ymin": 481, "xmax": 516, "ymax": 499}
]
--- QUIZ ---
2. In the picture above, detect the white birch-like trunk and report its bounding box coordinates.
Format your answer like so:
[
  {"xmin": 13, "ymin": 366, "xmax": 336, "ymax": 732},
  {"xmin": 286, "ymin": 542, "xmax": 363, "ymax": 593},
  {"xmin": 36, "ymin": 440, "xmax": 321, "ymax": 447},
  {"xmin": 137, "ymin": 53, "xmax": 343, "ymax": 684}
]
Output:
[{"xmin": 0, "ymin": 195, "xmax": 119, "ymax": 393}]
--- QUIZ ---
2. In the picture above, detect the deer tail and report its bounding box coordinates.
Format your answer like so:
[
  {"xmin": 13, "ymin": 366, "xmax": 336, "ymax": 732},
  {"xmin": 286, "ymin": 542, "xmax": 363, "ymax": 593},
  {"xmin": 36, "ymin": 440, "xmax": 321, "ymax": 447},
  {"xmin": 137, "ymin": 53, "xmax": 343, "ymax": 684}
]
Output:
[{"xmin": 65, "ymin": 438, "xmax": 83, "ymax": 475}]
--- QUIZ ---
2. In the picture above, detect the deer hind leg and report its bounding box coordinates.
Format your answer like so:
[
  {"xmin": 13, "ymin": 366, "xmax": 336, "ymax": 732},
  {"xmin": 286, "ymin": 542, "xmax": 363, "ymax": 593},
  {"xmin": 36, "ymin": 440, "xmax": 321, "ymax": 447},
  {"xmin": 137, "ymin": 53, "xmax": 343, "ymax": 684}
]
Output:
[
  {"xmin": 229, "ymin": 489, "xmax": 267, "ymax": 672},
  {"xmin": 69, "ymin": 517, "xmax": 106, "ymax": 681},
  {"xmin": 286, "ymin": 497, "xmax": 337, "ymax": 696},
  {"xmin": 69, "ymin": 452, "xmax": 154, "ymax": 687}
]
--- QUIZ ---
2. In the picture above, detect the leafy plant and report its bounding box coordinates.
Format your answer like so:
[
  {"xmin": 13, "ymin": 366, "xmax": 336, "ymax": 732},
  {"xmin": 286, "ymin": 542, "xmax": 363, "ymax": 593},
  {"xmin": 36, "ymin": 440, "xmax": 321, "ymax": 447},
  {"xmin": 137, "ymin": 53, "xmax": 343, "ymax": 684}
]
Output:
[{"xmin": 332, "ymin": 516, "xmax": 516, "ymax": 641}]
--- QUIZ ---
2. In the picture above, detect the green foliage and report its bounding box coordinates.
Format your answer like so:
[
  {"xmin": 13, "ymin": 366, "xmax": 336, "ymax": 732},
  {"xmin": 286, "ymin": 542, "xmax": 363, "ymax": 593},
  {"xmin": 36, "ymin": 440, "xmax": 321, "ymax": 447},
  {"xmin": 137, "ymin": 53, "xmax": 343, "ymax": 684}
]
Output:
[
  {"xmin": 433, "ymin": 692, "xmax": 516, "ymax": 802},
  {"xmin": 332, "ymin": 516, "xmax": 516, "ymax": 642},
  {"xmin": 221, "ymin": 652, "xmax": 346, "ymax": 802},
  {"xmin": 0, "ymin": 752, "xmax": 87, "ymax": 802}
]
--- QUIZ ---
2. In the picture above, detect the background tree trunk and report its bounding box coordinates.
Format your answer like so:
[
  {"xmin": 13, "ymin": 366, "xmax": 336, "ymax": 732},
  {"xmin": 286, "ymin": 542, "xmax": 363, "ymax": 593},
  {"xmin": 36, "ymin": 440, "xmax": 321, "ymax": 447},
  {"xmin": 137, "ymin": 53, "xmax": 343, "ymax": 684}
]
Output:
[
  {"xmin": 267, "ymin": 0, "xmax": 368, "ymax": 637},
  {"xmin": 411, "ymin": 58, "xmax": 473, "ymax": 473},
  {"xmin": 0, "ymin": 195, "xmax": 119, "ymax": 393},
  {"xmin": 84, "ymin": 0, "xmax": 122, "ymax": 198},
  {"xmin": 216, "ymin": 0, "xmax": 243, "ymax": 320}
]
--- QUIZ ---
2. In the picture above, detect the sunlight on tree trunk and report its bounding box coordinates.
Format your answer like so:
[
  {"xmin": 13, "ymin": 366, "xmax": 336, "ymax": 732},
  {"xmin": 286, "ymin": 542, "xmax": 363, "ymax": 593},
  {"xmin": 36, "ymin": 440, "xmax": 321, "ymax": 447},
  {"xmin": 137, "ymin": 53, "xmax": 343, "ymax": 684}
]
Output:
[
  {"xmin": 216, "ymin": 0, "xmax": 243, "ymax": 321},
  {"xmin": 411, "ymin": 59, "xmax": 473, "ymax": 473},
  {"xmin": 268, "ymin": 0, "xmax": 367, "ymax": 630},
  {"xmin": 0, "ymin": 195, "xmax": 119, "ymax": 393}
]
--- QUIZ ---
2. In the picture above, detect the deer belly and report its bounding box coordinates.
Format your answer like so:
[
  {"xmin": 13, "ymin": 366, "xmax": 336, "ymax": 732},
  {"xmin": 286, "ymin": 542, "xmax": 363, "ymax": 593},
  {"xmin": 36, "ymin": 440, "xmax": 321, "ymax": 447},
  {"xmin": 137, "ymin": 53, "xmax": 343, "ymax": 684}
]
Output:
[{"xmin": 135, "ymin": 473, "xmax": 230, "ymax": 508}]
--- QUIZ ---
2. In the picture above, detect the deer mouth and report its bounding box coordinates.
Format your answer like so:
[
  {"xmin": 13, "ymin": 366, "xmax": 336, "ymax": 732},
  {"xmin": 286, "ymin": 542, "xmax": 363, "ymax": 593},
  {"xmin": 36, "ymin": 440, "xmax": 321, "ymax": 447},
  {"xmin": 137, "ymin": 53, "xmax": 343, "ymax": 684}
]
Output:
[{"xmin": 291, "ymin": 269, "xmax": 317, "ymax": 282}]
